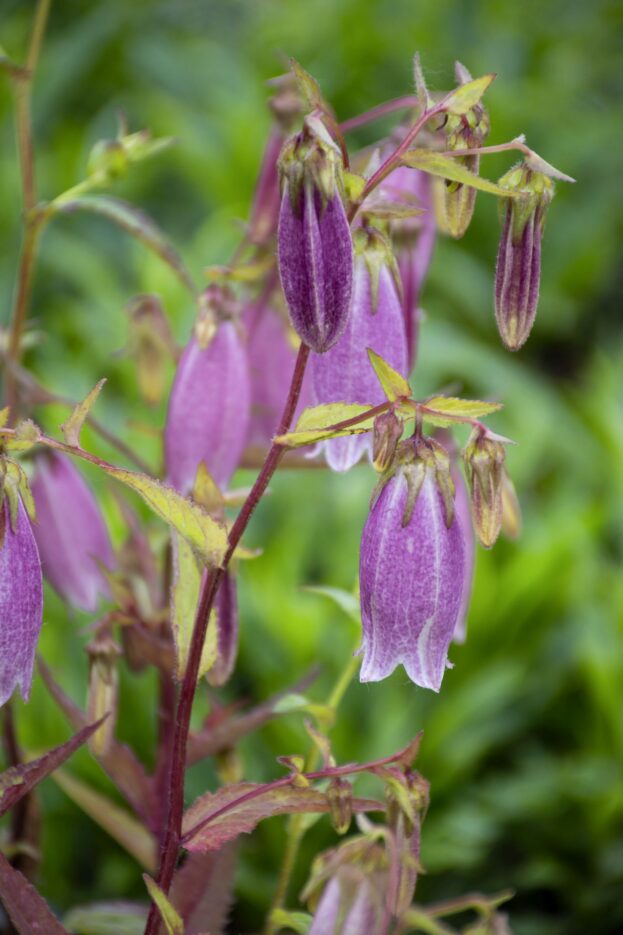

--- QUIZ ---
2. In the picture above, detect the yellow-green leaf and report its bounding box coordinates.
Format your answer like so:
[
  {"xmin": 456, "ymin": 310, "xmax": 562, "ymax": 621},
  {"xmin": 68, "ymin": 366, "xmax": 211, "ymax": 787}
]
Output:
[
  {"xmin": 170, "ymin": 531, "xmax": 218, "ymax": 680},
  {"xmin": 0, "ymin": 408, "xmax": 9, "ymax": 429},
  {"xmin": 143, "ymin": 875, "xmax": 183, "ymax": 935},
  {"xmin": 61, "ymin": 379, "xmax": 106, "ymax": 447},
  {"xmin": 401, "ymin": 150, "xmax": 519, "ymax": 197},
  {"xmin": 275, "ymin": 402, "xmax": 376, "ymax": 448},
  {"xmin": 443, "ymin": 73, "xmax": 496, "ymax": 115},
  {"xmin": 367, "ymin": 348, "xmax": 411, "ymax": 401},
  {"xmin": 421, "ymin": 396, "xmax": 503, "ymax": 427},
  {"xmin": 52, "ymin": 769, "xmax": 156, "ymax": 871},
  {"xmin": 101, "ymin": 466, "xmax": 228, "ymax": 568}
]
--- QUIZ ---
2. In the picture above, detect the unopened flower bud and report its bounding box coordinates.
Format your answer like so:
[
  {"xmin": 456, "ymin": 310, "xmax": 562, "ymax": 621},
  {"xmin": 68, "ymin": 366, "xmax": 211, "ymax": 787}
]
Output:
[
  {"xmin": 312, "ymin": 227, "xmax": 408, "ymax": 471},
  {"xmin": 462, "ymin": 430, "xmax": 506, "ymax": 548},
  {"xmin": 87, "ymin": 139, "xmax": 128, "ymax": 181},
  {"xmin": 0, "ymin": 495, "xmax": 43, "ymax": 706},
  {"xmin": 86, "ymin": 631, "xmax": 121, "ymax": 755},
  {"xmin": 434, "ymin": 62, "xmax": 490, "ymax": 239},
  {"xmin": 164, "ymin": 286, "xmax": 251, "ymax": 493},
  {"xmin": 126, "ymin": 294, "xmax": 176, "ymax": 406},
  {"xmin": 494, "ymin": 164, "xmax": 554, "ymax": 350},
  {"xmin": 328, "ymin": 777, "xmax": 353, "ymax": 835},
  {"xmin": 372, "ymin": 411, "xmax": 403, "ymax": 473},
  {"xmin": 31, "ymin": 452, "xmax": 114, "ymax": 612},
  {"xmin": 359, "ymin": 439, "xmax": 466, "ymax": 690},
  {"xmin": 501, "ymin": 468, "xmax": 522, "ymax": 539},
  {"xmin": 277, "ymin": 116, "xmax": 353, "ymax": 353},
  {"xmin": 205, "ymin": 571, "xmax": 238, "ymax": 687}
]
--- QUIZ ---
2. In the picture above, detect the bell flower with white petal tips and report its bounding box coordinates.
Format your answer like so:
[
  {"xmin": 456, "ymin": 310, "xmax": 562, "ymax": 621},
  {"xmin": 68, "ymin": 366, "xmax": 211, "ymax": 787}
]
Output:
[{"xmin": 359, "ymin": 439, "xmax": 466, "ymax": 690}]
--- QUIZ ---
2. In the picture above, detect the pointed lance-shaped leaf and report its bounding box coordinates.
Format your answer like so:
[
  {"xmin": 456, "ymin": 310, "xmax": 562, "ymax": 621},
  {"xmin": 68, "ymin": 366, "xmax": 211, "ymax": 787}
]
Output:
[
  {"xmin": 165, "ymin": 286, "xmax": 251, "ymax": 493},
  {"xmin": 311, "ymin": 228, "xmax": 408, "ymax": 471},
  {"xmin": 205, "ymin": 570, "xmax": 239, "ymax": 687},
  {"xmin": 31, "ymin": 451, "xmax": 114, "ymax": 612},
  {"xmin": 277, "ymin": 117, "xmax": 354, "ymax": 353},
  {"xmin": 359, "ymin": 441, "xmax": 465, "ymax": 690},
  {"xmin": 0, "ymin": 852, "xmax": 71, "ymax": 935},
  {"xmin": 0, "ymin": 495, "xmax": 43, "ymax": 706}
]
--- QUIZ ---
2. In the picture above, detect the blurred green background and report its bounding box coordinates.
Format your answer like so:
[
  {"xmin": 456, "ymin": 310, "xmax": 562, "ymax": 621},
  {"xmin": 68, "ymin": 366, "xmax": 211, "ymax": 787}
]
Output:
[{"xmin": 1, "ymin": 0, "xmax": 622, "ymax": 933}]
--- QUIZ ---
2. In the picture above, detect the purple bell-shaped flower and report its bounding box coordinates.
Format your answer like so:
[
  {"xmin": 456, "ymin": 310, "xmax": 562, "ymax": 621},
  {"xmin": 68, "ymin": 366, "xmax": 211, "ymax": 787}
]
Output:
[
  {"xmin": 165, "ymin": 286, "xmax": 251, "ymax": 493},
  {"xmin": 359, "ymin": 439, "xmax": 467, "ymax": 690},
  {"xmin": 312, "ymin": 227, "xmax": 408, "ymax": 472},
  {"xmin": 0, "ymin": 495, "xmax": 43, "ymax": 705},
  {"xmin": 277, "ymin": 116, "xmax": 353, "ymax": 354},
  {"xmin": 31, "ymin": 452, "xmax": 113, "ymax": 613}
]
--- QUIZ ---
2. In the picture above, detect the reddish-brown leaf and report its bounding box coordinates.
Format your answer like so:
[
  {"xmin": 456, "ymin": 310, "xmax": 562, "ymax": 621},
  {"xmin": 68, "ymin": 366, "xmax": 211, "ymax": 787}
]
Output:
[
  {"xmin": 182, "ymin": 782, "xmax": 381, "ymax": 852},
  {"xmin": 0, "ymin": 718, "xmax": 103, "ymax": 818},
  {"xmin": 0, "ymin": 852, "xmax": 70, "ymax": 934}
]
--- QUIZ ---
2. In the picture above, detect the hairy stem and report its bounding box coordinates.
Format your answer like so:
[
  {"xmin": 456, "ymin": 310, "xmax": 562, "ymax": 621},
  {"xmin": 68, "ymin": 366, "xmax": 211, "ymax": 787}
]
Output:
[{"xmin": 143, "ymin": 343, "xmax": 310, "ymax": 935}]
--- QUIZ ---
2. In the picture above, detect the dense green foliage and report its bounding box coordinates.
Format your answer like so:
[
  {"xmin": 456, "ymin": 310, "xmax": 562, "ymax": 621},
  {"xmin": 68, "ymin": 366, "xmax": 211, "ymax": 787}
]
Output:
[{"xmin": 1, "ymin": 1, "xmax": 622, "ymax": 933}]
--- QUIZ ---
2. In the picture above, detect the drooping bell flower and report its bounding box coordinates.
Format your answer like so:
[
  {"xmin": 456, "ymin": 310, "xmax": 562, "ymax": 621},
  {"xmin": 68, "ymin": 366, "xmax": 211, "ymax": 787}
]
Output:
[
  {"xmin": 433, "ymin": 61, "xmax": 489, "ymax": 239},
  {"xmin": 359, "ymin": 439, "xmax": 466, "ymax": 690},
  {"xmin": 383, "ymin": 166, "xmax": 436, "ymax": 369},
  {"xmin": 312, "ymin": 227, "xmax": 407, "ymax": 472},
  {"xmin": 0, "ymin": 495, "xmax": 43, "ymax": 705},
  {"xmin": 494, "ymin": 163, "xmax": 554, "ymax": 350},
  {"xmin": 205, "ymin": 571, "xmax": 238, "ymax": 687},
  {"xmin": 277, "ymin": 115, "xmax": 353, "ymax": 353},
  {"xmin": 452, "ymin": 467, "xmax": 475, "ymax": 644},
  {"xmin": 244, "ymin": 301, "xmax": 312, "ymax": 448},
  {"xmin": 165, "ymin": 285, "xmax": 251, "ymax": 493},
  {"xmin": 31, "ymin": 452, "xmax": 114, "ymax": 612}
]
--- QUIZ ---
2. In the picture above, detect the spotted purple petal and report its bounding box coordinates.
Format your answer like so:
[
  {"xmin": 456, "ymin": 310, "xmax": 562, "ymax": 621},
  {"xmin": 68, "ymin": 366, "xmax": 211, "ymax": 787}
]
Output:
[
  {"xmin": 31, "ymin": 452, "xmax": 114, "ymax": 613},
  {"xmin": 359, "ymin": 471, "xmax": 465, "ymax": 690},
  {"xmin": 312, "ymin": 258, "xmax": 407, "ymax": 472},
  {"xmin": 0, "ymin": 497, "xmax": 43, "ymax": 705},
  {"xmin": 278, "ymin": 185, "xmax": 353, "ymax": 354},
  {"xmin": 165, "ymin": 322, "xmax": 251, "ymax": 493}
]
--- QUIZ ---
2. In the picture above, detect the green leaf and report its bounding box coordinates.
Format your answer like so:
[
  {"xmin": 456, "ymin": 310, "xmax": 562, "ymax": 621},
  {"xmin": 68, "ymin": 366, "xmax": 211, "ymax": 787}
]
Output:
[
  {"xmin": 0, "ymin": 852, "xmax": 70, "ymax": 934},
  {"xmin": 401, "ymin": 150, "xmax": 519, "ymax": 196},
  {"xmin": 170, "ymin": 531, "xmax": 218, "ymax": 679},
  {"xmin": 52, "ymin": 769, "xmax": 157, "ymax": 872},
  {"xmin": 143, "ymin": 876, "xmax": 184, "ymax": 935},
  {"xmin": 367, "ymin": 348, "xmax": 411, "ymax": 401},
  {"xmin": 63, "ymin": 903, "xmax": 146, "ymax": 935},
  {"xmin": 275, "ymin": 402, "xmax": 376, "ymax": 447},
  {"xmin": 51, "ymin": 195, "xmax": 196, "ymax": 295},
  {"xmin": 442, "ymin": 73, "xmax": 496, "ymax": 115},
  {"xmin": 413, "ymin": 52, "xmax": 433, "ymax": 111},
  {"xmin": 421, "ymin": 396, "xmax": 503, "ymax": 427},
  {"xmin": 302, "ymin": 585, "xmax": 361, "ymax": 623},
  {"xmin": 182, "ymin": 781, "xmax": 381, "ymax": 852},
  {"xmin": 269, "ymin": 909, "xmax": 312, "ymax": 934},
  {"xmin": 60, "ymin": 379, "xmax": 106, "ymax": 447},
  {"xmin": 99, "ymin": 465, "xmax": 228, "ymax": 568}
]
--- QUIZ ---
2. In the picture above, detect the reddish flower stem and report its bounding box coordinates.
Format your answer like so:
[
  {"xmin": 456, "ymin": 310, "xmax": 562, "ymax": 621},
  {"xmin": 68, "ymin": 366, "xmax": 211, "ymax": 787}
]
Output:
[
  {"xmin": 143, "ymin": 343, "xmax": 310, "ymax": 935},
  {"xmin": 339, "ymin": 95, "xmax": 420, "ymax": 134}
]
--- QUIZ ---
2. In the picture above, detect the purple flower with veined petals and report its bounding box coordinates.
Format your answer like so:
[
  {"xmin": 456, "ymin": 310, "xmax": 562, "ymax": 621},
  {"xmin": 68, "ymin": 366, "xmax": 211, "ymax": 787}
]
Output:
[
  {"xmin": 245, "ymin": 302, "xmax": 312, "ymax": 448},
  {"xmin": 312, "ymin": 230, "xmax": 407, "ymax": 472},
  {"xmin": 0, "ymin": 496, "xmax": 43, "ymax": 705},
  {"xmin": 278, "ymin": 185, "xmax": 353, "ymax": 354},
  {"xmin": 384, "ymin": 166, "xmax": 436, "ymax": 369},
  {"xmin": 165, "ymin": 298, "xmax": 251, "ymax": 494},
  {"xmin": 452, "ymin": 467, "xmax": 475, "ymax": 644},
  {"xmin": 31, "ymin": 452, "xmax": 114, "ymax": 613},
  {"xmin": 205, "ymin": 571, "xmax": 238, "ymax": 687},
  {"xmin": 359, "ymin": 465, "xmax": 465, "ymax": 690}
]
